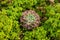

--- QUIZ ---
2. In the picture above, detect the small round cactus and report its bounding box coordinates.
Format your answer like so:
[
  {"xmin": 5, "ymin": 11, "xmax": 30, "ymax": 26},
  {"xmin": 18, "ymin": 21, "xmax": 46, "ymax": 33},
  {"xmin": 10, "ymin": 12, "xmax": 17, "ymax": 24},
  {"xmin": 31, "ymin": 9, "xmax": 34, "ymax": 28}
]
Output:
[{"xmin": 20, "ymin": 10, "xmax": 40, "ymax": 29}]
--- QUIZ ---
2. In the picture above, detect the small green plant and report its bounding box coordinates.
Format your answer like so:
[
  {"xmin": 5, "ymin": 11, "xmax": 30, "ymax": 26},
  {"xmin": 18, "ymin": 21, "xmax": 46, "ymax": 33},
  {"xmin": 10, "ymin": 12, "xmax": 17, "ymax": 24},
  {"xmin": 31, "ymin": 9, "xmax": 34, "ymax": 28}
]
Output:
[
  {"xmin": 55, "ymin": 3, "xmax": 60, "ymax": 13},
  {"xmin": 20, "ymin": 10, "xmax": 40, "ymax": 29},
  {"xmin": 0, "ymin": 0, "xmax": 60, "ymax": 40}
]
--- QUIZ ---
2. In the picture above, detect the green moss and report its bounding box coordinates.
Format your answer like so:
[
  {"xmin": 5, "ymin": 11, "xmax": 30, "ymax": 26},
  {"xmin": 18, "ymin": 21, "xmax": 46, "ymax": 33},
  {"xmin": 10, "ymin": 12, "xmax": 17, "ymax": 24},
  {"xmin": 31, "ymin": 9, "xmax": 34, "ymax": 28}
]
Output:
[
  {"xmin": 0, "ymin": 0, "xmax": 60, "ymax": 40},
  {"xmin": 0, "ymin": 14, "xmax": 21, "ymax": 39},
  {"xmin": 55, "ymin": 3, "xmax": 60, "ymax": 13},
  {"xmin": 22, "ymin": 27, "xmax": 49, "ymax": 40}
]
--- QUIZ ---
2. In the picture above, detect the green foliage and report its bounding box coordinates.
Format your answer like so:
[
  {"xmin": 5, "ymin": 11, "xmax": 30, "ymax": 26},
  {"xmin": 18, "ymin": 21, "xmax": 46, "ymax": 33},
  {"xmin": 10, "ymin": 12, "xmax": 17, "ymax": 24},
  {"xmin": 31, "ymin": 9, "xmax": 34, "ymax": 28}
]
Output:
[
  {"xmin": 56, "ymin": 30, "xmax": 60, "ymax": 40},
  {"xmin": 55, "ymin": 3, "xmax": 60, "ymax": 13},
  {"xmin": 23, "ymin": 27, "xmax": 49, "ymax": 40},
  {"xmin": 0, "ymin": 14, "xmax": 20, "ymax": 40},
  {"xmin": 0, "ymin": 0, "xmax": 60, "ymax": 40}
]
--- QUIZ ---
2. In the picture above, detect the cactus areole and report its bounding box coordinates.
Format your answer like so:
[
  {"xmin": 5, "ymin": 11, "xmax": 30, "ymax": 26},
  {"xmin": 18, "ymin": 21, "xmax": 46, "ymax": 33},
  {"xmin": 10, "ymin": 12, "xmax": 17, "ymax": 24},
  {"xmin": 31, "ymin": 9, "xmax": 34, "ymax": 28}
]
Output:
[{"xmin": 20, "ymin": 10, "xmax": 40, "ymax": 29}]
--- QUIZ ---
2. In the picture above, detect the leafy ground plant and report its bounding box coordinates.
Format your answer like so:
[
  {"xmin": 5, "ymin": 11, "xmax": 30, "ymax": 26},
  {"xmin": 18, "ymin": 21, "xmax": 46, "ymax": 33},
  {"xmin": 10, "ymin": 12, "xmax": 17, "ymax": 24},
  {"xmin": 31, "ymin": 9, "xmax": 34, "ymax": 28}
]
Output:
[
  {"xmin": 20, "ymin": 10, "xmax": 40, "ymax": 30},
  {"xmin": 0, "ymin": 0, "xmax": 60, "ymax": 40}
]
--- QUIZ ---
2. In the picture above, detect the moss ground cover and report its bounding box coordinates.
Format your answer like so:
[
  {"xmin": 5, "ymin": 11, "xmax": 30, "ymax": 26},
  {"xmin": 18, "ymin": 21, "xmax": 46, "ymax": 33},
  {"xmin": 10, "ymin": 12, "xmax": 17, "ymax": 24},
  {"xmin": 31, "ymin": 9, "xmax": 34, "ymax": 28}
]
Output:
[{"xmin": 0, "ymin": 0, "xmax": 60, "ymax": 40}]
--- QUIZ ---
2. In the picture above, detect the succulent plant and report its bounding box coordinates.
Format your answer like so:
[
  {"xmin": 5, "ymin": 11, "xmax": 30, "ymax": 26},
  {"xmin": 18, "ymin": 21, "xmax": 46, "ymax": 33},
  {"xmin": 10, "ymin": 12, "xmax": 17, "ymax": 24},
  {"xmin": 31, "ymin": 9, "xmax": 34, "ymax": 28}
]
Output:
[{"xmin": 20, "ymin": 10, "xmax": 40, "ymax": 29}]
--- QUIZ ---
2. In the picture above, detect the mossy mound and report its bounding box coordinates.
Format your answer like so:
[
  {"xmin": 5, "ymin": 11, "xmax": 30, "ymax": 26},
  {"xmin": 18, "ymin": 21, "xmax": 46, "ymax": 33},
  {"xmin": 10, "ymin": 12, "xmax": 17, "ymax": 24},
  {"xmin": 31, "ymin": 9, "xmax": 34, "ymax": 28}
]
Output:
[{"xmin": 0, "ymin": 0, "xmax": 60, "ymax": 40}]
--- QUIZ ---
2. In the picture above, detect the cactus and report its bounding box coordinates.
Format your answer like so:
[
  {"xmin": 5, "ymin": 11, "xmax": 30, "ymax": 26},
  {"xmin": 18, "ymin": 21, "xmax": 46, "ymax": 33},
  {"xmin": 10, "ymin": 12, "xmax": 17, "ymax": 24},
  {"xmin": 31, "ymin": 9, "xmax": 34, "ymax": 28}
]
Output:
[{"xmin": 20, "ymin": 10, "xmax": 40, "ymax": 29}]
